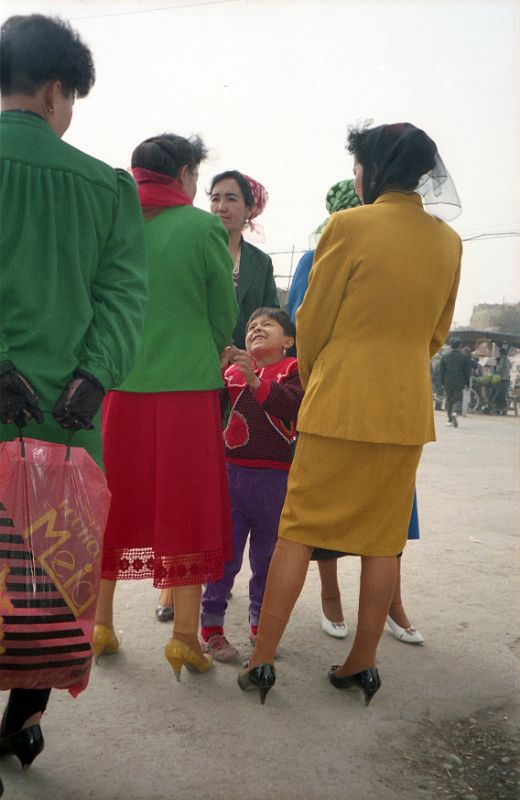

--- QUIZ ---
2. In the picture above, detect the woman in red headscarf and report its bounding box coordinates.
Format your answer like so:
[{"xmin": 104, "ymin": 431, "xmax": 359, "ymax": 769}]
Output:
[{"xmin": 209, "ymin": 170, "xmax": 280, "ymax": 350}]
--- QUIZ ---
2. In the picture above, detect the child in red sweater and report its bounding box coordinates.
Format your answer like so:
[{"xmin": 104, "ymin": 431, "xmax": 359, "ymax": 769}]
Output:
[{"xmin": 200, "ymin": 308, "xmax": 303, "ymax": 661}]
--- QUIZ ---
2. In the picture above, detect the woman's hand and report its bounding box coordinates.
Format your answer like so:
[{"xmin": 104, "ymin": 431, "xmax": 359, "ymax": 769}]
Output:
[
  {"xmin": 52, "ymin": 370, "xmax": 105, "ymax": 430},
  {"xmin": 232, "ymin": 350, "xmax": 261, "ymax": 391},
  {"xmin": 0, "ymin": 361, "xmax": 44, "ymax": 427}
]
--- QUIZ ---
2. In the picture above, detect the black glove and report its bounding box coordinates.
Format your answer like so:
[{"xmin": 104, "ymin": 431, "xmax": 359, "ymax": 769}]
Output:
[
  {"xmin": 52, "ymin": 370, "xmax": 105, "ymax": 431},
  {"xmin": 0, "ymin": 361, "xmax": 44, "ymax": 427}
]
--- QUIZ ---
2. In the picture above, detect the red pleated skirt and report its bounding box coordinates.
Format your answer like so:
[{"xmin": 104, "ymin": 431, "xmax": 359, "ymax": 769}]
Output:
[{"xmin": 101, "ymin": 390, "xmax": 232, "ymax": 587}]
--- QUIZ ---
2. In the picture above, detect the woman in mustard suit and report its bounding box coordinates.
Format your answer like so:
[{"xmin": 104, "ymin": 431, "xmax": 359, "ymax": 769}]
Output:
[{"xmin": 238, "ymin": 122, "xmax": 462, "ymax": 705}]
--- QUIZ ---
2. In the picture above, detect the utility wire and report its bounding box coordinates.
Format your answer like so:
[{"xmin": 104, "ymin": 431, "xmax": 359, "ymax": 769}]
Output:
[
  {"xmin": 461, "ymin": 231, "xmax": 519, "ymax": 242},
  {"xmin": 266, "ymin": 230, "xmax": 520, "ymax": 258},
  {"xmin": 70, "ymin": 0, "xmax": 239, "ymax": 21}
]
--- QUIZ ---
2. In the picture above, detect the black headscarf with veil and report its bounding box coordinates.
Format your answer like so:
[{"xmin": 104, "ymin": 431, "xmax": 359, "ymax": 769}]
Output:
[{"xmin": 348, "ymin": 122, "xmax": 462, "ymax": 221}]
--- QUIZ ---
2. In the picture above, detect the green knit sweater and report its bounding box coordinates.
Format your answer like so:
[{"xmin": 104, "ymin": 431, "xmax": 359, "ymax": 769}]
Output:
[
  {"xmin": 0, "ymin": 111, "xmax": 148, "ymax": 464},
  {"xmin": 118, "ymin": 205, "xmax": 237, "ymax": 392}
]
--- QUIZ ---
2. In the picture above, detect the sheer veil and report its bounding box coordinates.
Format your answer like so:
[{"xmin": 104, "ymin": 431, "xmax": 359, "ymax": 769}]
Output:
[{"xmin": 416, "ymin": 154, "xmax": 462, "ymax": 221}]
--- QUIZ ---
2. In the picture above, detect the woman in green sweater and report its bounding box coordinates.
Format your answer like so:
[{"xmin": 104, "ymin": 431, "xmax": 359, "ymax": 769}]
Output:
[
  {"xmin": 95, "ymin": 134, "xmax": 238, "ymax": 680},
  {"xmin": 0, "ymin": 14, "xmax": 147, "ymax": 774}
]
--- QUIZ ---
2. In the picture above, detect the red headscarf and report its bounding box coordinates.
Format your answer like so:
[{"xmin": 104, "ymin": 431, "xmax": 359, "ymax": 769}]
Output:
[
  {"xmin": 241, "ymin": 173, "xmax": 268, "ymax": 230},
  {"xmin": 131, "ymin": 167, "xmax": 193, "ymax": 212}
]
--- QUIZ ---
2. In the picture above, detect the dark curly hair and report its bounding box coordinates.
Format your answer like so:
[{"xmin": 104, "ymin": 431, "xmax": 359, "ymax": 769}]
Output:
[
  {"xmin": 346, "ymin": 122, "xmax": 437, "ymax": 203},
  {"xmin": 209, "ymin": 170, "xmax": 254, "ymax": 209},
  {"xmin": 247, "ymin": 307, "xmax": 295, "ymax": 340},
  {"xmin": 131, "ymin": 133, "xmax": 208, "ymax": 179},
  {"xmin": 0, "ymin": 14, "xmax": 95, "ymax": 98}
]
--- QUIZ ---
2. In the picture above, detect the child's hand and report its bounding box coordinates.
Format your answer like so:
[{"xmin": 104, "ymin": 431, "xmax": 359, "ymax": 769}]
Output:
[
  {"xmin": 232, "ymin": 350, "xmax": 261, "ymax": 391},
  {"xmin": 220, "ymin": 345, "xmax": 240, "ymax": 369}
]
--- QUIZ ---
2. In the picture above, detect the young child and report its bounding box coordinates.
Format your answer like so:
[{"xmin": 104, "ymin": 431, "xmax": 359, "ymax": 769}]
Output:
[{"xmin": 200, "ymin": 307, "xmax": 303, "ymax": 661}]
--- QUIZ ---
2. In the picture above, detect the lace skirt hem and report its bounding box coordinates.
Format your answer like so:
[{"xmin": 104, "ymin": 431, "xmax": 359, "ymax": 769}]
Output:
[{"xmin": 101, "ymin": 547, "xmax": 227, "ymax": 587}]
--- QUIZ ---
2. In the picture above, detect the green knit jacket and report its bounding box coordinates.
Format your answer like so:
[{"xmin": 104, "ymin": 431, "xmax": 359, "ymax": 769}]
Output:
[
  {"xmin": 0, "ymin": 111, "xmax": 148, "ymax": 464},
  {"xmin": 118, "ymin": 205, "xmax": 238, "ymax": 392}
]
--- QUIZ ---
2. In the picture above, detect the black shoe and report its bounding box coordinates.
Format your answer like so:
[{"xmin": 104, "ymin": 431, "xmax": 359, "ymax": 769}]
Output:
[
  {"xmin": 237, "ymin": 663, "xmax": 276, "ymax": 705},
  {"xmin": 328, "ymin": 665, "xmax": 381, "ymax": 705},
  {"xmin": 155, "ymin": 603, "xmax": 174, "ymax": 622},
  {"xmin": 0, "ymin": 724, "xmax": 44, "ymax": 769}
]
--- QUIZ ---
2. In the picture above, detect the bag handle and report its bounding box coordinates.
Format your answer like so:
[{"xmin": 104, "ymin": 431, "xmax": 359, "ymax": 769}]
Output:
[{"xmin": 17, "ymin": 426, "xmax": 75, "ymax": 462}]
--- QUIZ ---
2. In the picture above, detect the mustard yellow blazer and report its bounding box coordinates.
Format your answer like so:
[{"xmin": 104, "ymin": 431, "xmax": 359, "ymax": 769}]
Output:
[{"xmin": 296, "ymin": 192, "xmax": 462, "ymax": 446}]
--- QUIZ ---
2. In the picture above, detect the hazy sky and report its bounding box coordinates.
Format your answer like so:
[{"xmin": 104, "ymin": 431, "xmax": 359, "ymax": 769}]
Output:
[{"xmin": 2, "ymin": 0, "xmax": 519, "ymax": 325}]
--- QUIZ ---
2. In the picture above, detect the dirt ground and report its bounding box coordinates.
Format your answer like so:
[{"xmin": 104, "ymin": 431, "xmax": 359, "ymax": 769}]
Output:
[{"xmin": 2, "ymin": 410, "xmax": 518, "ymax": 800}]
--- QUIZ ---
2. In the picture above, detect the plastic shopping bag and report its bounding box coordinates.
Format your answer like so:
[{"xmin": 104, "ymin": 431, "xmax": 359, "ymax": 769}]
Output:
[{"xmin": 0, "ymin": 438, "xmax": 110, "ymax": 696}]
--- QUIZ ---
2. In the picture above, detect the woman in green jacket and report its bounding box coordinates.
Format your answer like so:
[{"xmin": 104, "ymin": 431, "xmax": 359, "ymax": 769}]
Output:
[
  {"xmin": 95, "ymin": 134, "xmax": 238, "ymax": 680},
  {"xmin": 0, "ymin": 14, "xmax": 147, "ymax": 774}
]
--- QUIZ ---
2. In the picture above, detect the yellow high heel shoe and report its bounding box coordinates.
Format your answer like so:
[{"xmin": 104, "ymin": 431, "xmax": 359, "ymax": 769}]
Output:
[
  {"xmin": 164, "ymin": 638, "xmax": 213, "ymax": 681},
  {"xmin": 92, "ymin": 624, "xmax": 119, "ymax": 661}
]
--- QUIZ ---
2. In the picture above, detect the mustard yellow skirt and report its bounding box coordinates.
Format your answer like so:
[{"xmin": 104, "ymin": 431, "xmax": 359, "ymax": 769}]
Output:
[{"xmin": 279, "ymin": 433, "xmax": 423, "ymax": 557}]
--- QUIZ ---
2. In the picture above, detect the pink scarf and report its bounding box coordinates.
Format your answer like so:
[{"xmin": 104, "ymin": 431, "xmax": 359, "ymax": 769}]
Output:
[{"xmin": 131, "ymin": 167, "xmax": 193, "ymax": 211}]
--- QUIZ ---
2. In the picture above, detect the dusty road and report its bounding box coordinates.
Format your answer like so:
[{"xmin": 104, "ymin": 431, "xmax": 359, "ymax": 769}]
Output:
[{"xmin": 2, "ymin": 411, "xmax": 519, "ymax": 800}]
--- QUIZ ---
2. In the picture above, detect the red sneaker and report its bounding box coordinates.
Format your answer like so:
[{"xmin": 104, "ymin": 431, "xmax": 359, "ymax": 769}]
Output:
[{"xmin": 202, "ymin": 633, "xmax": 239, "ymax": 662}]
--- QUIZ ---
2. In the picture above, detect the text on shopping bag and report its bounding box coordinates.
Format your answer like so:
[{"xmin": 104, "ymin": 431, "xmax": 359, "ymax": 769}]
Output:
[{"xmin": 20, "ymin": 498, "xmax": 103, "ymax": 617}]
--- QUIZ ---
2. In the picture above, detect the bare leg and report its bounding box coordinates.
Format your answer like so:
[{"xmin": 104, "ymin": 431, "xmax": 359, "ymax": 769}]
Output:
[
  {"xmin": 172, "ymin": 584, "xmax": 204, "ymax": 658},
  {"xmin": 248, "ymin": 538, "xmax": 313, "ymax": 669},
  {"xmin": 158, "ymin": 587, "xmax": 174, "ymax": 607},
  {"xmin": 95, "ymin": 579, "xmax": 117, "ymax": 627},
  {"xmin": 388, "ymin": 554, "xmax": 412, "ymax": 628},
  {"xmin": 318, "ymin": 559, "xmax": 344, "ymax": 622},
  {"xmin": 335, "ymin": 555, "xmax": 397, "ymax": 677}
]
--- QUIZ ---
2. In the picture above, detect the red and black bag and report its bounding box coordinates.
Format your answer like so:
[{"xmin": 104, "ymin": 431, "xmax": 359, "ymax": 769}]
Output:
[{"xmin": 0, "ymin": 438, "xmax": 110, "ymax": 696}]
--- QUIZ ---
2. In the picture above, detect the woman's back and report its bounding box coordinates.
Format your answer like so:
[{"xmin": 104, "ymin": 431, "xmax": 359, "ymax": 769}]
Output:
[
  {"xmin": 296, "ymin": 192, "xmax": 461, "ymax": 446},
  {"xmin": 118, "ymin": 205, "xmax": 237, "ymax": 393},
  {"xmin": 0, "ymin": 111, "xmax": 147, "ymax": 462}
]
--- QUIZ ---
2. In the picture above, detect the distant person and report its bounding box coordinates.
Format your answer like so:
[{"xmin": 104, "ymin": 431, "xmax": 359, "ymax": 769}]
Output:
[
  {"xmin": 95, "ymin": 133, "xmax": 238, "ymax": 682},
  {"xmin": 440, "ymin": 338, "xmax": 472, "ymax": 427},
  {"xmin": 430, "ymin": 352, "xmax": 445, "ymax": 410},
  {"xmin": 461, "ymin": 346, "xmax": 481, "ymax": 415},
  {"xmin": 200, "ymin": 308, "xmax": 303, "ymax": 662},
  {"xmin": 0, "ymin": 14, "xmax": 147, "ymax": 773},
  {"xmin": 494, "ymin": 346, "xmax": 512, "ymax": 414},
  {"xmin": 462, "ymin": 346, "xmax": 481, "ymax": 376}
]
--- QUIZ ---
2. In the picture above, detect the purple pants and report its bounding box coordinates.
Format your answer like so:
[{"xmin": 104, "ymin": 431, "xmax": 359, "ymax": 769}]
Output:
[{"xmin": 201, "ymin": 463, "xmax": 288, "ymax": 627}]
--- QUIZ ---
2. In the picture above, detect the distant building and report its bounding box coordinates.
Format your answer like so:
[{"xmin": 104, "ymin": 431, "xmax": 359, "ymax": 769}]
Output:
[{"xmin": 469, "ymin": 302, "xmax": 520, "ymax": 334}]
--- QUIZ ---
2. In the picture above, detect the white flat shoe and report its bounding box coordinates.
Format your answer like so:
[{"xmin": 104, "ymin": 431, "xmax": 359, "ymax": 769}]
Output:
[
  {"xmin": 321, "ymin": 612, "xmax": 348, "ymax": 639},
  {"xmin": 386, "ymin": 615, "xmax": 424, "ymax": 645}
]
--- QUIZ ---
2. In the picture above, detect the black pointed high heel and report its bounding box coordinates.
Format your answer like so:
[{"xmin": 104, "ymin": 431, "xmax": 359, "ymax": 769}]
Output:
[
  {"xmin": 328, "ymin": 665, "xmax": 381, "ymax": 705},
  {"xmin": 237, "ymin": 663, "xmax": 276, "ymax": 705},
  {"xmin": 0, "ymin": 724, "xmax": 44, "ymax": 768}
]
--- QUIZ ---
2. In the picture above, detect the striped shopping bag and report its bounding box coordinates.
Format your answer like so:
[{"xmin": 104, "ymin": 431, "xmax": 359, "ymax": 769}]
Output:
[{"xmin": 0, "ymin": 438, "xmax": 110, "ymax": 695}]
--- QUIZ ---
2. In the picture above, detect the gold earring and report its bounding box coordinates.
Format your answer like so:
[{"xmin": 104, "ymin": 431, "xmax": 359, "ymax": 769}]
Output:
[{"xmin": 48, "ymin": 106, "xmax": 54, "ymax": 113}]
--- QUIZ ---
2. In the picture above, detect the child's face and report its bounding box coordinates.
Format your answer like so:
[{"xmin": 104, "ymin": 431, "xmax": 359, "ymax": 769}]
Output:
[{"xmin": 246, "ymin": 315, "xmax": 294, "ymax": 360}]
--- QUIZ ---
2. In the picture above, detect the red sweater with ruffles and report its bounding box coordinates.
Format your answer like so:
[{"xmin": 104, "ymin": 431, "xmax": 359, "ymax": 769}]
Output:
[{"xmin": 223, "ymin": 357, "xmax": 303, "ymax": 471}]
